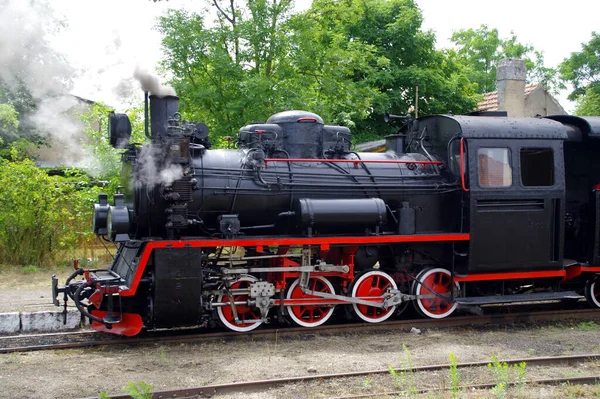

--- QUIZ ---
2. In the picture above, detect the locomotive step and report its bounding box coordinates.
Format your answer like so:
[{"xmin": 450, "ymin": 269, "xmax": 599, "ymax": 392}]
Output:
[{"xmin": 455, "ymin": 291, "xmax": 583, "ymax": 306}]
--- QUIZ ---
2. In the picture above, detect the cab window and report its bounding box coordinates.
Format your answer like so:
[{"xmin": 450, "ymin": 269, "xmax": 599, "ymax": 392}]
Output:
[
  {"xmin": 478, "ymin": 148, "xmax": 512, "ymax": 188},
  {"xmin": 520, "ymin": 148, "xmax": 554, "ymax": 186}
]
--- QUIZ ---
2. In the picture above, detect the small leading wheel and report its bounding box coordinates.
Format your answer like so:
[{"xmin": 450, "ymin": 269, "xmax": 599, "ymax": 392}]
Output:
[
  {"xmin": 351, "ymin": 270, "xmax": 397, "ymax": 323},
  {"xmin": 412, "ymin": 268, "xmax": 459, "ymax": 319},
  {"xmin": 217, "ymin": 275, "xmax": 263, "ymax": 332},
  {"xmin": 286, "ymin": 276, "xmax": 336, "ymax": 328},
  {"xmin": 585, "ymin": 278, "xmax": 600, "ymax": 308}
]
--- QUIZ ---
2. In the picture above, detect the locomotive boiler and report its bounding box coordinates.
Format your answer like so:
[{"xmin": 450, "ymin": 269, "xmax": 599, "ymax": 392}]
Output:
[{"xmin": 53, "ymin": 93, "xmax": 600, "ymax": 336}]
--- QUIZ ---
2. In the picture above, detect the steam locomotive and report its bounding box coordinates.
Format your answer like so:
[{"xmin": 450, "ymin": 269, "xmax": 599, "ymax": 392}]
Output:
[{"xmin": 52, "ymin": 93, "xmax": 600, "ymax": 336}]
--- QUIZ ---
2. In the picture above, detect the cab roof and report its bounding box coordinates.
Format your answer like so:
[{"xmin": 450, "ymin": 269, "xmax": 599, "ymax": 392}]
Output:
[{"xmin": 418, "ymin": 115, "xmax": 568, "ymax": 140}]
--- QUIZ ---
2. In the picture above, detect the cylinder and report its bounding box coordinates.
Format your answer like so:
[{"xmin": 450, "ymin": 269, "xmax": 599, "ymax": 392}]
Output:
[{"xmin": 296, "ymin": 198, "xmax": 387, "ymax": 228}]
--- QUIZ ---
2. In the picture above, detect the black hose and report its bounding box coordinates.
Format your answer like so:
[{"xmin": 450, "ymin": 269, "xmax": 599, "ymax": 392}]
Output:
[{"xmin": 73, "ymin": 283, "xmax": 112, "ymax": 328}]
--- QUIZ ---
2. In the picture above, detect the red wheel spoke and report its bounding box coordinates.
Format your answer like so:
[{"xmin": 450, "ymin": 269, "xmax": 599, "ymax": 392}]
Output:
[
  {"xmin": 287, "ymin": 277, "xmax": 335, "ymax": 327},
  {"xmin": 352, "ymin": 271, "xmax": 397, "ymax": 323},
  {"xmin": 415, "ymin": 268, "xmax": 458, "ymax": 319},
  {"xmin": 217, "ymin": 276, "xmax": 263, "ymax": 332}
]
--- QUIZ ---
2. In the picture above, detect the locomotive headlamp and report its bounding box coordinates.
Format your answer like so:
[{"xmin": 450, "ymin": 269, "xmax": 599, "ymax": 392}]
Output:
[
  {"xmin": 107, "ymin": 194, "xmax": 131, "ymax": 242},
  {"xmin": 92, "ymin": 194, "xmax": 109, "ymax": 236},
  {"xmin": 108, "ymin": 112, "xmax": 132, "ymax": 148}
]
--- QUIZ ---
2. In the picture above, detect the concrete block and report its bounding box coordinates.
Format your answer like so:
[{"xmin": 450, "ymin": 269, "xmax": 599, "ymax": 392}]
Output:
[
  {"xmin": 21, "ymin": 310, "xmax": 81, "ymax": 332},
  {"xmin": 0, "ymin": 312, "xmax": 20, "ymax": 334}
]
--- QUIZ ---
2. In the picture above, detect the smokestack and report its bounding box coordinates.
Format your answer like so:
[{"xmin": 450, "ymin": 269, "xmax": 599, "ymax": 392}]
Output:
[
  {"xmin": 497, "ymin": 58, "xmax": 526, "ymax": 117},
  {"xmin": 150, "ymin": 94, "xmax": 179, "ymax": 140}
]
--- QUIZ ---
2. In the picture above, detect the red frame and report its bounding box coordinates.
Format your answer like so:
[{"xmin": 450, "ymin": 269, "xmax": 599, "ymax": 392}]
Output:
[
  {"xmin": 118, "ymin": 233, "xmax": 600, "ymax": 297},
  {"xmin": 120, "ymin": 233, "xmax": 469, "ymax": 296}
]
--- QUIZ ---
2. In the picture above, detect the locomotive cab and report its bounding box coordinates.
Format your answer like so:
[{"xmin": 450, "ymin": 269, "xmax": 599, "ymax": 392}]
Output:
[{"xmin": 419, "ymin": 115, "xmax": 567, "ymax": 275}]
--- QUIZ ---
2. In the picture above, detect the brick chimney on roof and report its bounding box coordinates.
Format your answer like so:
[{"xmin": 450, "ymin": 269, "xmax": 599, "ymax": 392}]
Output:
[{"xmin": 497, "ymin": 58, "xmax": 526, "ymax": 117}]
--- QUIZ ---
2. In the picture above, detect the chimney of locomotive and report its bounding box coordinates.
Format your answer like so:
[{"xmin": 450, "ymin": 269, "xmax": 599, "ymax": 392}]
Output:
[
  {"xmin": 497, "ymin": 58, "xmax": 526, "ymax": 117},
  {"xmin": 149, "ymin": 94, "xmax": 179, "ymax": 141}
]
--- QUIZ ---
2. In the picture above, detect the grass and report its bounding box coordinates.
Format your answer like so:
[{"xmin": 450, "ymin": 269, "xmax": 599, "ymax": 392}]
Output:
[{"xmin": 576, "ymin": 321, "xmax": 599, "ymax": 331}]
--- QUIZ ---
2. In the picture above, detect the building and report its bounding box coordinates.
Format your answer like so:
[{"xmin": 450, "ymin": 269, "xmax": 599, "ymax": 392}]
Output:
[{"xmin": 476, "ymin": 58, "xmax": 567, "ymax": 117}]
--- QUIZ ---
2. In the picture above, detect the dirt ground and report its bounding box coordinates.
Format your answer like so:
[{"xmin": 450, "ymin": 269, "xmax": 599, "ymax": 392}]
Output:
[
  {"xmin": 0, "ymin": 266, "xmax": 73, "ymax": 312},
  {"xmin": 1, "ymin": 321, "xmax": 600, "ymax": 398}
]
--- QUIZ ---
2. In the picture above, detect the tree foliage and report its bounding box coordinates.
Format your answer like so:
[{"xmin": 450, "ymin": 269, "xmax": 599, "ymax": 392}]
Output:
[
  {"xmin": 157, "ymin": 0, "xmax": 480, "ymax": 143},
  {"xmin": 575, "ymin": 90, "xmax": 600, "ymax": 116},
  {"xmin": 450, "ymin": 24, "xmax": 558, "ymax": 94},
  {"xmin": 0, "ymin": 102, "xmax": 18, "ymax": 146},
  {"xmin": 559, "ymin": 32, "xmax": 600, "ymax": 104},
  {"xmin": 0, "ymin": 155, "xmax": 103, "ymax": 266}
]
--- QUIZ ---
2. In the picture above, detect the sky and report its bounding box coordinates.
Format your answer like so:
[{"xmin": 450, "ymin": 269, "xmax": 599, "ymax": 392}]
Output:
[{"xmin": 48, "ymin": 0, "xmax": 600, "ymax": 113}]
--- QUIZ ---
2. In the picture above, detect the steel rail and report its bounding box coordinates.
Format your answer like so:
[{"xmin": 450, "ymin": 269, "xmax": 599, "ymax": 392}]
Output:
[
  {"xmin": 80, "ymin": 354, "xmax": 600, "ymax": 399},
  {"xmin": 331, "ymin": 376, "xmax": 600, "ymax": 399},
  {"xmin": 2, "ymin": 308, "xmax": 599, "ymax": 354}
]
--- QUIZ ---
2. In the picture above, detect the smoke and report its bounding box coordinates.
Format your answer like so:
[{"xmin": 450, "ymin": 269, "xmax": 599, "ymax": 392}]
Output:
[
  {"xmin": 133, "ymin": 66, "xmax": 176, "ymax": 97},
  {"xmin": 136, "ymin": 145, "xmax": 184, "ymax": 189},
  {"xmin": 0, "ymin": 0, "xmax": 74, "ymax": 98},
  {"xmin": 0, "ymin": 0, "xmax": 99, "ymax": 168}
]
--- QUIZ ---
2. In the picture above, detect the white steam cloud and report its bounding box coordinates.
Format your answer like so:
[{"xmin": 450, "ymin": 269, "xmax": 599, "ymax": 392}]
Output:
[
  {"xmin": 133, "ymin": 66, "xmax": 176, "ymax": 97},
  {"xmin": 0, "ymin": 0, "xmax": 97, "ymax": 168},
  {"xmin": 136, "ymin": 146, "xmax": 184, "ymax": 189}
]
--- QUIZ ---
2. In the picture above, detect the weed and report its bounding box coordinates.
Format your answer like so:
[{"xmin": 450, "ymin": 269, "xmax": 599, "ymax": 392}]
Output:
[
  {"xmin": 98, "ymin": 390, "xmax": 111, "ymax": 399},
  {"xmin": 488, "ymin": 355, "xmax": 510, "ymax": 398},
  {"xmin": 363, "ymin": 377, "xmax": 372, "ymax": 389},
  {"xmin": 389, "ymin": 366, "xmax": 401, "ymax": 388},
  {"xmin": 159, "ymin": 348, "xmax": 167, "ymax": 362},
  {"xmin": 491, "ymin": 383, "xmax": 507, "ymax": 399},
  {"xmin": 577, "ymin": 321, "xmax": 599, "ymax": 331},
  {"xmin": 122, "ymin": 381, "xmax": 153, "ymax": 399},
  {"xmin": 514, "ymin": 361, "xmax": 527, "ymax": 394},
  {"xmin": 387, "ymin": 344, "xmax": 417, "ymax": 397},
  {"xmin": 448, "ymin": 352, "xmax": 461, "ymax": 399}
]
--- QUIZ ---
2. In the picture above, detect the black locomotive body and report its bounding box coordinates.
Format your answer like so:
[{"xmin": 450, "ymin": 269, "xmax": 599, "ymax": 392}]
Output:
[{"xmin": 53, "ymin": 94, "xmax": 600, "ymax": 335}]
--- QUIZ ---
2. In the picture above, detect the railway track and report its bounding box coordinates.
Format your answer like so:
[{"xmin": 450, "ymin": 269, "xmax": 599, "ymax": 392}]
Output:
[
  {"xmin": 82, "ymin": 353, "xmax": 600, "ymax": 399},
  {"xmin": 1, "ymin": 307, "xmax": 599, "ymax": 354}
]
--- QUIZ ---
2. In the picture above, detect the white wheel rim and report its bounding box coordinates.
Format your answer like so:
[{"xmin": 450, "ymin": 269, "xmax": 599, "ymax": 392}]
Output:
[
  {"xmin": 286, "ymin": 276, "xmax": 335, "ymax": 328},
  {"xmin": 217, "ymin": 275, "xmax": 263, "ymax": 332},
  {"xmin": 588, "ymin": 281, "xmax": 600, "ymax": 308},
  {"xmin": 415, "ymin": 268, "xmax": 458, "ymax": 319},
  {"xmin": 351, "ymin": 270, "xmax": 397, "ymax": 323}
]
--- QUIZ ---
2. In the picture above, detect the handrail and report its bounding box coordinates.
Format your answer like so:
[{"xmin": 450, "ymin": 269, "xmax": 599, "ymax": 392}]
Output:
[
  {"xmin": 460, "ymin": 138, "xmax": 469, "ymax": 192},
  {"xmin": 263, "ymin": 158, "xmax": 442, "ymax": 169}
]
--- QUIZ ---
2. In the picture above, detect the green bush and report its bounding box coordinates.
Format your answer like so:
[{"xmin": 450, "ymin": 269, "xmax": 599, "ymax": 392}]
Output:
[{"xmin": 0, "ymin": 155, "xmax": 104, "ymax": 267}]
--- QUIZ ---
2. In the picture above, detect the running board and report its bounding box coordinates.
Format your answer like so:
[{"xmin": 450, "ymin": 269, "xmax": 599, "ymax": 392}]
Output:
[{"xmin": 455, "ymin": 291, "xmax": 583, "ymax": 306}]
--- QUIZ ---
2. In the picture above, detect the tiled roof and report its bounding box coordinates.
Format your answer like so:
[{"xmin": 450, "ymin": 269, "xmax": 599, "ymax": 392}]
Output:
[{"xmin": 477, "ymin": 83, "xmax": 540, "ymax": 111}]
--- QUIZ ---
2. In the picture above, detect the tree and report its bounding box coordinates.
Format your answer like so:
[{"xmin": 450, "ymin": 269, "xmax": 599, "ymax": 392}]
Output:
[
  {"xmin": 0, "ymin": 102, "xmax": 18, "ymax": 145},
  {"xmin": 575, "ymin": 90, "xmax": 600, "ymax": 116},
  {"xmin": 158, "ymin": 1, "xmax": 297, "ymax": 141},
  {"xmin": 158, "ymin": 0, "xmax": 480, "ymax": 143},
  {"xmin": 288, "ymin": 0, "xmax": 480, "ymax": 138},
  {"xmin": 450, "ymin": 25, "xmax": 558, "ymax": 94},
  {"xmin": 559, "ymin": 32, "xmax": 600, "ymax": 101}
]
